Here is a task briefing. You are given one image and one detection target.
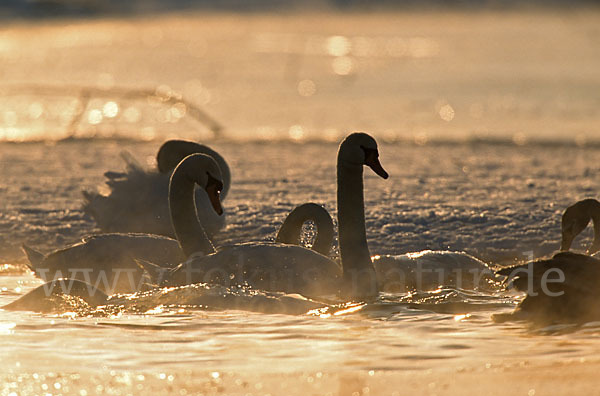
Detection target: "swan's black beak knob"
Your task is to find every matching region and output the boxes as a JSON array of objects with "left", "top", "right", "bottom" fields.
[{"left": 364, "top": 149, "right": 389, "bottom": 179}]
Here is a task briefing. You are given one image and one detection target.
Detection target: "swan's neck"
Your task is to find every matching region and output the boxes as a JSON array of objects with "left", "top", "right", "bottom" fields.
[
  {"left": 337, "top": 162, "right": 378, "bottom": 298},
  {"left": 312, "top": 221, "right": 334, "bottom": 257},
  {"left": 588, "top": 200, "right": 600, "bottom": 253},
  {"left": 169, "top": 171, "right": 215, "bottom": 257},
  {"left": 275, "top": 204, "right": 334, "bottom": 256}
]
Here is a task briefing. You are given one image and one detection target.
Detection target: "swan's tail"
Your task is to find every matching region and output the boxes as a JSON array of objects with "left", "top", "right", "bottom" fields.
[{"left": 21, "top": 244, "right": 44, "bottom": 269}]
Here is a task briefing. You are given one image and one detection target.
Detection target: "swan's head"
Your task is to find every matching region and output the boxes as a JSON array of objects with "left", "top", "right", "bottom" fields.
[
  {"left": 339, "top": 132, "right": 389, "bottom": 179},
  {"left": 157, "top": 140, "right": 208, "bottom": 173},
  {"left": 177, "top": 153, "right": 224, "bottom": 216},
  {"left": 560, "top": 203, "right": 591, "bottom": 252}
]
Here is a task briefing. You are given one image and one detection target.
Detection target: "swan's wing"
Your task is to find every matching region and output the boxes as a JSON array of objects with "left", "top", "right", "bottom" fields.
[
  {"left": 498, "top": 252, "right": 600, "bottom": 293},
  {"left": 78, "top": 233, "right": 184, "bottom": 267},
  {"left": 169, "top": 244, "right": 341, "bottom": 297},
  {"left": 82, "top": 170, "right": 175, "bottom": 235},
  {"left": 498, "top": 252, "right": 600, "bottom": 323},
  {"left": 83, "top": 166, "right": 225, "bottom": 237},
  {"left": 373, "top": 250, "right": 499, "bottom": 292},
  {"left": 28, "top": 234, "right": 184, "bottom": 294}
]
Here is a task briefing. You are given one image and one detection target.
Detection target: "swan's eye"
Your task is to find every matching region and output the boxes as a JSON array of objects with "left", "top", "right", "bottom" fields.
[
  {"left": 360, "top": 145, "right": 389, "bottom": 179},
  {"left": 206, "top": 172, "right": 224, "bottom": 193},
  {"left": 360, "top": 146, "right": 378, "bottom": 162}
]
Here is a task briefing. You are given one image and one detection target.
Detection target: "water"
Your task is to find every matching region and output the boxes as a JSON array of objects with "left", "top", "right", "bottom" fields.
[{"left": 1, "top": 9, "right": 600, "bottom": 395}]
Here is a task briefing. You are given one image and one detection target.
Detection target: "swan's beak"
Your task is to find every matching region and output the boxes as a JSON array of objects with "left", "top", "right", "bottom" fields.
[
  {"left": 560, "top": 225, "right": 574, "bottom": 251},
  {"left": 205, "top": 184, "right": 224, "bottom": 216},
  {"left": 365, "top": 151, "right": 389, "bottom": 179}
]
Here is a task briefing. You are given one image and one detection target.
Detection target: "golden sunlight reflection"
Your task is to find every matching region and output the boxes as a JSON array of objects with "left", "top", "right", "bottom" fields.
[
  {"left": 289, "top": 124, "right": 305, "bottom": 140},
  {"left": 439, "top": 104, "right": 455, "bottom": 122},
  {"left": 333, "top": 303, "right": 365, "bottom": 316},
  {"left": 87, "top": 109, "right": 103, "bottom": 125},
  {"left": 252, "top": 33, "right": 440, "bottom": 60},
  {"left": 454, "top": 314, "right": 472, "bottom": 322},
  {"left": 297, "top": 79, "right": 316, "bottom": 97},
  {"left": 332, "top": 56, "right": 353, "bottom": 76},
  {"left": 0, "top": 322, "right": 16, "bottom": 335},
  {"left": 102, "top": 101, "right": 119, "bottom": 118},
  {"left": 27, "top": 102, "right": 44, "bottom": 119},
  {"left": 326, "top": 35, "right": 351, "bottom": 57},
  {"left": 308, "top": 303, "right": 366, "bottom": 318},
  {"left": 144, "top": 305, "right": 165, "bottom": 315}
]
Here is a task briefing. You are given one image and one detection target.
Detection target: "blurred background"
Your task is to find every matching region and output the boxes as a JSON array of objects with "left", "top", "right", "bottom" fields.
[{"left": 0, "top": 0, "right": 598, "bottom": 143}]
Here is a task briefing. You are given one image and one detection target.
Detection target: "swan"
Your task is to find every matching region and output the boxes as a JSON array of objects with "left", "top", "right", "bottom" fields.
[
  {"left": 23, "top": 153, "right": 225, "bottom": 294},
  {"left": 1, "top": 279, "right": 329, "bottom": 315},
  {"left": 560, "top": 198, "right": 600, "bottom": 255},
  {"left": 273, "top": 203, "right": 497, "bottom": 292},
  {"left": 275, "top": 202, "right": 334, "bottom": 256},
  {"left": 82, "top": 139, "right": 231, "bottom": 238},
  {"left": 494, "top": 251, "right": 600, "bottom": 323},
  {"left": 144, "top": 132, "right": 389, "bottom": 300}
]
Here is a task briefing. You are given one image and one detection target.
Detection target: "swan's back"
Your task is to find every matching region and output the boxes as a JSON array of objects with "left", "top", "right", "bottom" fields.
[
  {"left": 167, "top": 243, "right": 342, "bottom": 298},
  {"left": 373, "top": 250, "right": 499, "bottom": 292},
  {"left": 27, "top": 233, "right": 184, "bottom": 294},
  {"left": 496, "top": 252, "right": 600, "bottom": 323},
  {"left": 498, "top": 252, "right": 600, "bottom": 294}
]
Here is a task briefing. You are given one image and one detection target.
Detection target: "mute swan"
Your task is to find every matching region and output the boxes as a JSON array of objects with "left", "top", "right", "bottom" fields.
[
  {"left": 82, "top": 140, "right": 230, "bottom": 238},
  {"left": 560, "top": 199, "right": 600, "bottom": 255},
  {"left": 23, "top": 154, "right": 224, "bottom": 294},
  {"left": 273, "top": 203, "right": 497, "bottom": 291},
  {"left": 495, "top": 252, "right": 600, "bottom": 323},
  {"left": 2, "top": 279, "right": 327, "bottom": 315},
  {"left": 144, "top": 132, "right": 388, "bottom": 299},
  {"left": 275, "top": 203, "right": 334, "bottom": 256}
]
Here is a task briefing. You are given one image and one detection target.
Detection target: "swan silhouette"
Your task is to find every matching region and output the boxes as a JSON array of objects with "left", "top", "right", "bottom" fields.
[
  {"left": 560, "top": 198, "right": 600, "bottom": 255},
  {"left": 82, "top": 140, "right": 230, "bottom": 238},
  {"left": 23, "top": 154, "right": 225, "bottom": 294},
  {"left": 144, "top": 132, "right": 388, "bottom": 300},
  {"left": 495, "top": 251, "right": 600, "bottom": 323}
]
